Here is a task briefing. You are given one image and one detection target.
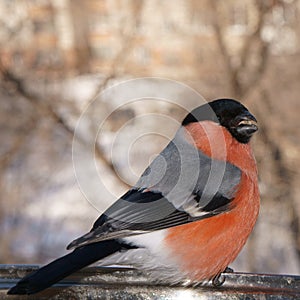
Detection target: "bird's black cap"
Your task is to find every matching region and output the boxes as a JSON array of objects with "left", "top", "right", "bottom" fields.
[{"left": 182, "top": 98, "right": 258, "bottom": 144}]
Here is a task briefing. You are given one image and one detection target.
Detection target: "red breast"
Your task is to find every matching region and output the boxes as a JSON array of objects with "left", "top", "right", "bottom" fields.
[{"left": 165, "top": 121, "right": 260, "bottom": 281}]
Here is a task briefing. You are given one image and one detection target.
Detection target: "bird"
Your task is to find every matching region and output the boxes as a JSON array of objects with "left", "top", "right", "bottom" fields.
[{"left": 8, "top": 98, "right": 260, "bottom": 295}]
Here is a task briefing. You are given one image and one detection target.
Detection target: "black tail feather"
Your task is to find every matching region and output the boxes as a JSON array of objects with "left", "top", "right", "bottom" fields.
[{"left": 7, "top": 240, "right": 125, "bottom": 295}]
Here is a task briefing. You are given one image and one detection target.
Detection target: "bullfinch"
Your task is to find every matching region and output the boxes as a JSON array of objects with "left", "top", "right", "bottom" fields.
[{"left": 8, "top": 98, "right": 259, "bottom": 295}]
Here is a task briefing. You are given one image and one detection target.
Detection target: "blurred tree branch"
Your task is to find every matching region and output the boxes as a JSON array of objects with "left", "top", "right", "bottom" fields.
[
  {"left": 90, "top": 0, "right": 144, "bottom": 98},
  {"left": 210, "top": 0, "right": 273, "bottom": 98},
  {"left": 0, "top": 62, "right": 129, "bottom": 188},
  {"left": 0, "top": 0, "right": 299, "bottom": 271},
  {"left": 69, "top": 0, "right": 92, "bottom": 73}
]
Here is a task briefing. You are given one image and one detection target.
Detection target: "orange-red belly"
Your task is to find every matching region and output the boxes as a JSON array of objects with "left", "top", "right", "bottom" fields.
[{"left": 164, "top": 173, "right": 259, "bottom": 281}]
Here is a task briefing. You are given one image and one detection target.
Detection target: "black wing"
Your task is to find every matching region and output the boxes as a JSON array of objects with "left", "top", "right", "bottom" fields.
[
  {"left": 67, "top": 129, "right": 242, "bottom": 250},
  {"left": 67, "top": 188, "right": 236, "bottom": 250}
]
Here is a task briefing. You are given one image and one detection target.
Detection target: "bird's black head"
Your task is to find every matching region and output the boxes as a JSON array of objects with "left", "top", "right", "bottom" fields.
[{"left": 182, "top": 98, "right": 258, "bottom": 144}]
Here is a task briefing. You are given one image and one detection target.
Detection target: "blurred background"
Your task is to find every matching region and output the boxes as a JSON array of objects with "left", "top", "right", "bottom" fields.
[{"left": 0, "top": 0, "right": 299, "bottom": 275}]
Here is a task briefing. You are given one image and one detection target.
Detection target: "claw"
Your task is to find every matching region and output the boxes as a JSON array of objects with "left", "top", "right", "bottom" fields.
[
  {"left": 212, "top": 267, "right": 234, "bottom": 287},
  {"left": 224, "top": 267, "right": 234, "bottom": 273},
  {"left": 212, "top": 272, "right": 225, "bottom": 287}
]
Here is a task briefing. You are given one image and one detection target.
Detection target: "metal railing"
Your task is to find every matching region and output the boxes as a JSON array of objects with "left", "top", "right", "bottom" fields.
[{"left": 1, "top": 264, "right": 299, "bottom": 299}]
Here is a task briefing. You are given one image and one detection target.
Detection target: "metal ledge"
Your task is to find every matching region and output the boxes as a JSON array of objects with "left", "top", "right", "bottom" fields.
[{"left": 1, "top": 265, "right": 299, "bottom": 299}]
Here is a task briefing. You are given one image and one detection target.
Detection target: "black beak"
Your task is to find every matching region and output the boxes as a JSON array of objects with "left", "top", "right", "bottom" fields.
[{"left": 233, "top": 113, "right": 258, "bottom": 136}]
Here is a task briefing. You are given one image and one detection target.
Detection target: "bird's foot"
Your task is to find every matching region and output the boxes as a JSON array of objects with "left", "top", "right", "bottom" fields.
[
  {"left": 224, "top": 267, "right": 234, "bottom": 273},
  {"left": 212, "top": 267, "right": 234, "bottom": 287}
]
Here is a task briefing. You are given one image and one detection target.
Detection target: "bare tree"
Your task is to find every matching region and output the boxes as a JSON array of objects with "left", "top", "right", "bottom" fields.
[
  {"left": 0, "top": 0, "right": 299, "bottom": 274},
  {"left": 0, "top": 0, "right": 144, "bottom": 262}
]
